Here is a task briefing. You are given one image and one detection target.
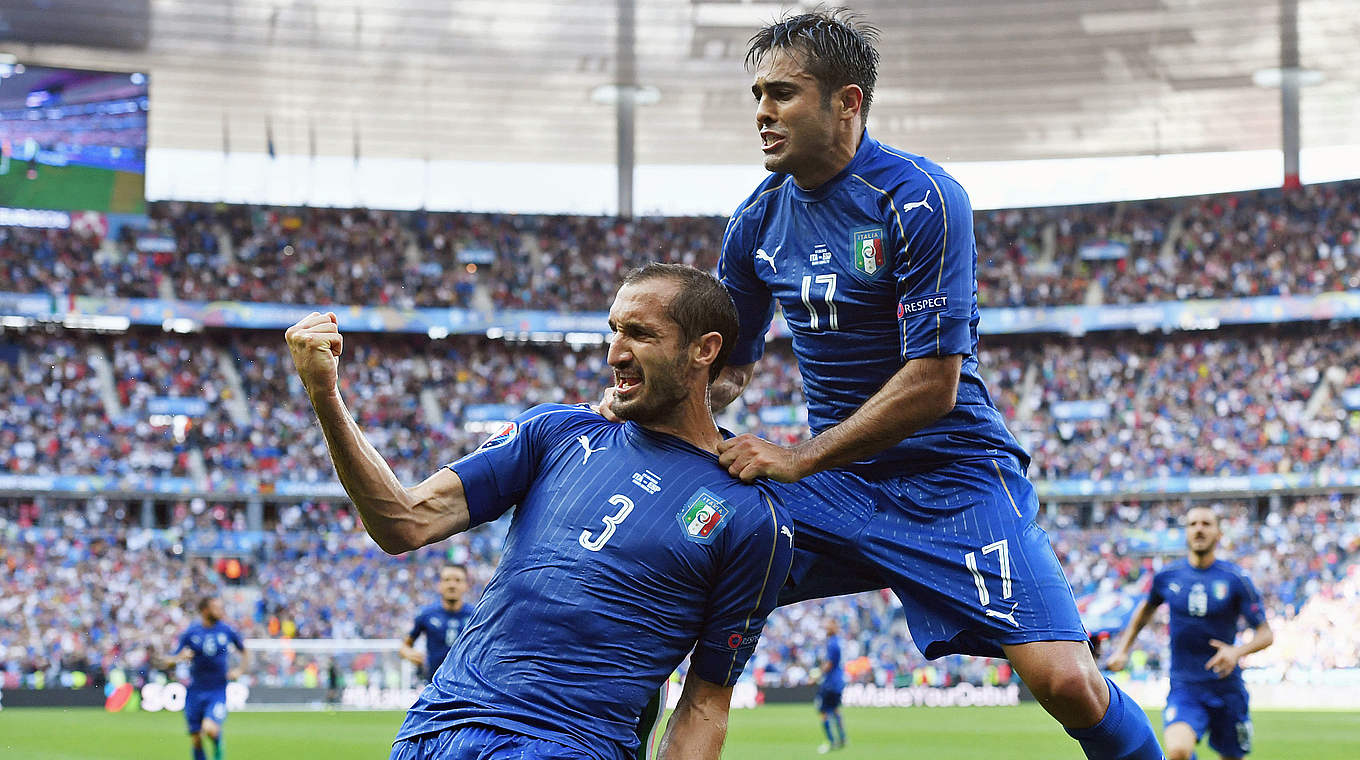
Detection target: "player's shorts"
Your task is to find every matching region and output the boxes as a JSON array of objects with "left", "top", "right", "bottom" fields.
[
  {"left": 184, "top": 687, "right": 228, "bottom": 733},
  {"left": 390, "top": 725, "right": 594, "bottom": 760},
  {"left": 816, "top": 685, "right": 843, "bottom": 713},
  {"left": 1164, "top": 678, "right": 1253, "bottom": 757},
  {"left": 778, "top": 455, "right": 1088, "bottom": 659}
]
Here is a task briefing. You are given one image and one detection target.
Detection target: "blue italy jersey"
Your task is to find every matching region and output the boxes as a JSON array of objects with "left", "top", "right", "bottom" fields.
[
  {"left": 173, "top": 622, "right": 244, "bottom": 691},
  {"left": 719, "top": 132, "right": 1027, "bottom": 478},
  {"left": 822, "top": 635, "right": 844, "bottom": 692},
  {"left": 1147, "top": 559, "right": 1266, "bottom": 684},
  {"left": 396, "top": 404, "right": 795, "bottom": 760},
  {"left": 409, "top": 603, "right": 473, "bottom": 680}
]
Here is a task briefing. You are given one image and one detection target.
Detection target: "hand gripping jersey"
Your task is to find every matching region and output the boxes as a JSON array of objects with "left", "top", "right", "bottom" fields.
[{"left": 395, "top": 404, "right": 794, "bottom": 760}]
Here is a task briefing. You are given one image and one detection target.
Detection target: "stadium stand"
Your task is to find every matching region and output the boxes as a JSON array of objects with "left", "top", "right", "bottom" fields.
[{"left": 2, "top": 180, "right": 1359, "bottom": 695}]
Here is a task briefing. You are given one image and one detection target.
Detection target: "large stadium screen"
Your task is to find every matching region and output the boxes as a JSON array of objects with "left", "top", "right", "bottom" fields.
[{"left": 0, "top": 63, "right": 148, "bottom": 214}]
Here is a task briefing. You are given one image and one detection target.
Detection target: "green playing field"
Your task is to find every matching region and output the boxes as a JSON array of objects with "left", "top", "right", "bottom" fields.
[
  {"left": 0, "top": 161, "right": 144, "bottom": 213},
  {"left": 2, "top": 704, "right": 1357, "bottom": 759}
]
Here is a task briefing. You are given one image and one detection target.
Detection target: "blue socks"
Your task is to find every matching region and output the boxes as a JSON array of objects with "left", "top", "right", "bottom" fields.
[
  {"left": 193, "top": 745, "right": 207, "bottom": 760},
  {"left": 1065, "top": 678, "right": 1164, "bottom": 760},
  {"left": 833, "top": 713, "right": 846, "bottom": 746},
  {"left": 822, "top": 717, "right": 834, "bottom": 744}
]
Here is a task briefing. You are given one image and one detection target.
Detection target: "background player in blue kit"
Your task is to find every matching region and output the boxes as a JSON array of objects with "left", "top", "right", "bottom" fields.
[
  {"left": 816, "top": 619, "right": 847, "bottom": 754},
  {"left": 286, "top": 263, "right": 795, "bottom": 760},
  {"left": 1106, "top": 507, "right": 1274, "bottom": 760},
  {"left": 701, "top": 10, "right": 1164, "bottom": 760},
  {"left": 400, "top": 563, "right": 473, "bottom": 682},
  {"left": 164, "top": 596, "right": 248, "bottom": 760}
]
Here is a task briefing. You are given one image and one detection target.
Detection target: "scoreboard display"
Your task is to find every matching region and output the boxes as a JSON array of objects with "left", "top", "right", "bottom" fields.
[{"left": 0, "top": 63, "right": 148, "bottom": 214}]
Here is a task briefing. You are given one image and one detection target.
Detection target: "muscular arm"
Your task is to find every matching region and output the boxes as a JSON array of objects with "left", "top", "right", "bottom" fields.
[
  {"left": 719, "top": 354, "right": 960, "bottom": 482},
  {"left": 1106, "top": 598, "right": 1158, "bottom": 670},
  {"left": 657, "top": 674, "right": 733, "bottom": 760},
  {"left": 709, "top": 363, "right": 756, "bottom": 412},
  {"left": 1238, "top": 621, "right": 1274, "bottom": 657},
  {"left": 287, "top": 312, "right": 469, "bottom": 554}
]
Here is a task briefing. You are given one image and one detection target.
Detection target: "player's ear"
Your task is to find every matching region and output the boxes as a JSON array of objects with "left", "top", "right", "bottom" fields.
[
  {"left": 837, "top": 84, "right": 863, "bottom": 121},
  {"left": 692, "top": 331, "right": 724, "bottom": 375}
]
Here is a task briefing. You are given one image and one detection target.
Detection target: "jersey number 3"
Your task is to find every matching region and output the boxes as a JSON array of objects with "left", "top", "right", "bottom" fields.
[{"left": 579, "top": 494, "right": 634, "bottom": 552}]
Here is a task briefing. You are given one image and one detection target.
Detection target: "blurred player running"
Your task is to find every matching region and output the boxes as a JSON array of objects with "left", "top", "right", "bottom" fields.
[
  {"left": 704, "top": 10, "right": 1164, "bottom": 760},
  {"left": 287, "top": 264, "right": 794, "bottom": 760},
  {"left": 400, "top": 563, "right": 473, "bottom": 682},
  {"left": 816, "top": 619, "right": 847, "bottom": 753},
  {"left": 1106, "top": 507, "right": 1274, "bottom": 760},
  {"left": 164, "top": 597, "right": 248, "bottom": 760}
]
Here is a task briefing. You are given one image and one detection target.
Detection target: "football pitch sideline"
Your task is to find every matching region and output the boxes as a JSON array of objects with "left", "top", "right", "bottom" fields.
[{"left": 2, "top": 704, "right": 1357, "bottom": 759}]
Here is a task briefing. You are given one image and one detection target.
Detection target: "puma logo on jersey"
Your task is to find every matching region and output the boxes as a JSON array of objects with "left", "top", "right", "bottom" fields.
[
  {"left": 780, "top": 524, "right": 794, "bottom": 547},
  {"left": 755, "top": 245, "right": 780, "bottom": 273},
  {"left": 577, "top": 435, "right": 607, "bottom": 465},
  {"left": 902, "top": 189, "right": 934, "bottom": 214},
  {"left": 985, "top": 602, "right": 1020, "bottom": 628}
]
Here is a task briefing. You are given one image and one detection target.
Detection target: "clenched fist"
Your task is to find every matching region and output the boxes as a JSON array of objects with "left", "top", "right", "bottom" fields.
[{"left": 285, "top": 311, "right": 344, "bottom": 399}]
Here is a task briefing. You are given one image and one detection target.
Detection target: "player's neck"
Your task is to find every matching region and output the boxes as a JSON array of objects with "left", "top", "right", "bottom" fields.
[
  {"left": 640, "top": 393, "right": 724, "bottom": 454},
  {"left": 1188, "top": 550, "right": 1215, "bottom": 569},
  {"left": 792, "top": 127, "right": 863, "bottom": 191},
  {"left": 441, "top": 599, "right": 463, "bottom": 613}
]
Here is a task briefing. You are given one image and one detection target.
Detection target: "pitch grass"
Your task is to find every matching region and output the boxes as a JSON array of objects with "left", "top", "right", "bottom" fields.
[{"left": 1, "top": 704, "right": 1357, "bottom": 759}]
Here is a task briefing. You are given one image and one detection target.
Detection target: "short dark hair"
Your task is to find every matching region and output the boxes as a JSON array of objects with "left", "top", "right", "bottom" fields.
[
  {"left": 620, "top": 263, "right": 739, "bottom": 383},
  {"left": 746, "top": 7, "right": 880, "bottom": 121},
  {"left": 197, "top": 596, "right": 216, "bottom": 612},
  {"left": 440, "top": 562, "right": 468, "bottom": 577}
]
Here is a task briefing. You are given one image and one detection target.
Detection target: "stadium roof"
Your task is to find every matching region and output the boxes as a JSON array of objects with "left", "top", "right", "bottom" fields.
[{"left": 13, "top": 0, "right": 1358, "bottom": 167}]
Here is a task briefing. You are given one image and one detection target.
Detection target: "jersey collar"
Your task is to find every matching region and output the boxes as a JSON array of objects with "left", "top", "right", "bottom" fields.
[{"left": 788, "top": 131, "right": 880, "bottom": 203}]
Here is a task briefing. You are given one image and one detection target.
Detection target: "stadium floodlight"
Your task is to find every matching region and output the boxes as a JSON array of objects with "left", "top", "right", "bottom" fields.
[
  {"left": 589, "top": 84, "right": 661, "bottom": 107},
  {"left": 1251, "top": 68, "right": 1326, "bottom": 88}
]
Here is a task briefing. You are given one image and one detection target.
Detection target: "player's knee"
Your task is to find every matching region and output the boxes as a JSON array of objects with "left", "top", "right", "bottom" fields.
[
  {"left": 1030, "top": 663, "right": 1103, "bottom": 708},
  {"left": 1165, "top": 746, "right": 1194, "bottom": 760},
  {"left": 201, "top": 721, "right": 220, "bottom": 740}
]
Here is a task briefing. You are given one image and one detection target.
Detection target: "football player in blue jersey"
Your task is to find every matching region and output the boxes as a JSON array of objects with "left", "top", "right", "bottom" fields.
[
  {"left": 697, "top": 10, "right": 1163, "bottom": 759},
  {"left": 816, "top": 619, "right": 847, "bottom": 753},
  {"left": 163, "top": 596, "right": 248, "bottom": 760},
  {"left": 1106, "top": 506, "right": 1273, "bottom": 760},
  {"left": 286, "top": 263, "right": 795, "bottom": 760},
  {"left": 400, "top": 563, "right": 473, "bottom": 682}
]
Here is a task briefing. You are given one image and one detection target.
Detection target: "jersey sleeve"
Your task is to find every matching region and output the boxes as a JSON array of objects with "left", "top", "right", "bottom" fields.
[
  {"left": 717, "top": 210, "right": 776, "bottom": 367},
  {"left": 891, "top": 174, "right": 976, "bottom": 361},
  {"left": 407, "top": 612, "right": 426, "bottom": 642},
  {"left": 1235, "top": 572, "right": 1266, "bottom": 628},
  {"left": 1146, "top": 570, "right": 1167, "bottom": 607},
  {"left": 446, "top": 403, "right": 589, "bottom": 528},
  {"left": 689, "top": 490, "right": 794, "bottom": 687},
  {"left": 172, "top": 630, "right": 190, "bottom": 655},
  {"left": 229, "top": 628, "right": 245, "bottom": 651}
]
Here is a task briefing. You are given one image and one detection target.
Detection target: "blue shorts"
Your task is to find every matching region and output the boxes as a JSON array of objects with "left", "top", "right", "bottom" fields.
[
  {"left": 817, "top": 686, "right": 843, "bottom": 713},
  {"left": 185, "top": 687, "right": 228, "bottom": 733},
  {"left": 778, "top": 457, "right": 1088, "bottom": 659},
  {"left": 1164, "top": 679, "right": 1253, "bottom": 757},
  {"left": 391, "top": 725, "right": 594, "bottom": 760}
]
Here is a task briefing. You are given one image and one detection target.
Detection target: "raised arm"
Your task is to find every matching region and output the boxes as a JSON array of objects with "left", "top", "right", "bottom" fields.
[
  {"left": 286, "top": 312, "right": 469, "bottom": 554},
  {"left": 1105, "top": 597, "right": 1158, "bottom": 672},
  {"left": 656, "top": 674, "right": 733, "bottom": 760}
]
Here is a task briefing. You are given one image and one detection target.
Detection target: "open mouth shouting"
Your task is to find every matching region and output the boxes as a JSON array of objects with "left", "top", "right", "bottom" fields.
[
  {"left": 614, "top": 368, "right": 643, "bottom": 399},
  {"left": 760, "top": 128, "right": 787, "bottom": 154}
]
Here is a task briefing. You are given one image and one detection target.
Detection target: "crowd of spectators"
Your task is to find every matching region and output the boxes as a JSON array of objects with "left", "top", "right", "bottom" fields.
[
  {"left": 2, "top": 321, "right": 1356, "bottom": 487},
  {"left": 0, "top": 180, "right": 1355, "bottom": 311},
  {"left": 3, "top": 492, "right": 1356, "bottom": 693}
]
